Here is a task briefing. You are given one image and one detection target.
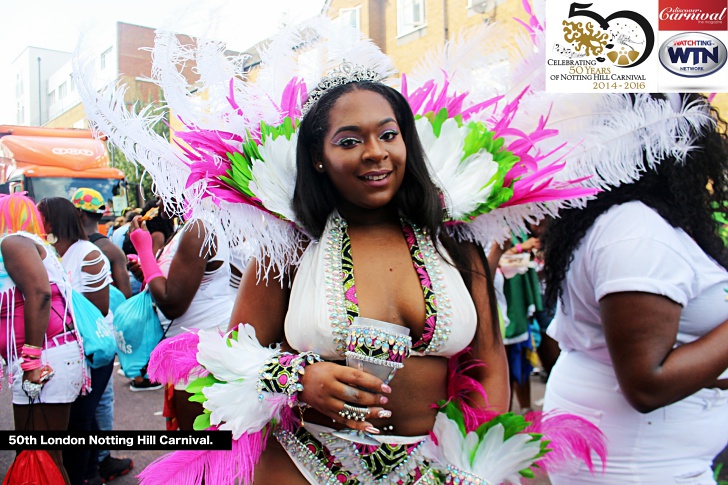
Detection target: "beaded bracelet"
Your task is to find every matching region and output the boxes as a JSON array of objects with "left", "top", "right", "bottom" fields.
[{"left": 257, "top": 351, "right": 323, "bottom": 406}]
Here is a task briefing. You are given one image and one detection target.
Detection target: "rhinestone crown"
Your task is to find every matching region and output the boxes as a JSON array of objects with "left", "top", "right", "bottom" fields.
[{"left": 301, "top": 61, "right": 383, "bottom": 116}]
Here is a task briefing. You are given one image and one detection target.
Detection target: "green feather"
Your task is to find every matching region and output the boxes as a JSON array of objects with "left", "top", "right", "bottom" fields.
[{"left": 193, "top": 412, "right": 212, "bottom": 431}]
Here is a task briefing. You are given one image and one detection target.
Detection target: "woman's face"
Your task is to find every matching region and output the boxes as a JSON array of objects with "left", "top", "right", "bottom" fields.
[{"left": 317, "top": 89, "right": 406, "bottom": 212}]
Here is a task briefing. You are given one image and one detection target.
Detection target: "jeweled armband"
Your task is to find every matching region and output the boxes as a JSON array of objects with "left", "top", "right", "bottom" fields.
[{"left": 257, "top": 351, "right": 322, "bottom": 406}]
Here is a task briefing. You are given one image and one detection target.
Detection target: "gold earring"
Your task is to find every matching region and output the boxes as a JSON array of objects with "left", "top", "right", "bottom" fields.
[{"left": 46, "top": 233, "right": 58, "bottom": 244}]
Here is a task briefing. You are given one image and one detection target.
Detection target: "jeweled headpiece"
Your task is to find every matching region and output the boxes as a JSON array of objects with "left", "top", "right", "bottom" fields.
[{"left": 301, "top": 61, "right": 383, "bottom": 116}]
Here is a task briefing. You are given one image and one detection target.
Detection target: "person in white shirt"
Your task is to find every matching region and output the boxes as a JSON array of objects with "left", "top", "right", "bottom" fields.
[
  {"left": 37, "top": 197, "right": 114, "bottom": 485},
  {"left": 542, "top": 93, "right": 728, "bottom": 484}
]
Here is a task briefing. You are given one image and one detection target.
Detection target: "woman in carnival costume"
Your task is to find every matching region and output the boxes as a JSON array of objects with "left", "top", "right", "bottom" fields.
[
  {"left": 0, "top": 193, "right": 88, "bottom": 483},
  {"left": 541, "top": 92, "right": 728, "bottom": 484},
  {"left": 75, "top": 11, "right": 606, "bottom": 485}
]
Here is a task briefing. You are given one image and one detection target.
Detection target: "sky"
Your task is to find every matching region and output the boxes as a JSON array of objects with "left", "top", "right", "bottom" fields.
[{"left": 0, "top": 0, "right": 326, "bottom": 124}]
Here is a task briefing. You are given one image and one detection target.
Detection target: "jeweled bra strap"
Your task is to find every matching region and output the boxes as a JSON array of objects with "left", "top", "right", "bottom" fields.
[{"left": 338, "top": 220, "right": 438, "bottom": 352}]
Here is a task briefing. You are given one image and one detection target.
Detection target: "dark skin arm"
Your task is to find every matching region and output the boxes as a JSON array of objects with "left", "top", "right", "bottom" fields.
[
  {"left": 461, "top": 242, "right": 511, "bottom": 413},
  {"left": 81, "top": 249, "right": 110, "bottom": 316},
  {"left": 151, "top": 231, "right": 166, "bottom": 256},
  {"left": 602, "top": 291, "right": 728, "bottom": 413},
  {"left": 487, "top": 240, "right": 509, "bottom": 277},
  {"left": 95, "top": 238, "right": 132, "bottom": 298},
  {"left": 505, "top": 237, "right": 540, "bottom": 255},
  {"left": 131, "top": 218, "right": 214, "bottom": 319},
  {"left": 229, "top": 257, "right": 389, "bottom": 432},
  {"left": 2, "top": 235, "right": 52, "bottom": 384}
]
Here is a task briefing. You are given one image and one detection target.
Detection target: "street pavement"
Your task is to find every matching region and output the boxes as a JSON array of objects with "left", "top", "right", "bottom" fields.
[{"left": 1, "top": 363, "right": 726, "bottom": 484}]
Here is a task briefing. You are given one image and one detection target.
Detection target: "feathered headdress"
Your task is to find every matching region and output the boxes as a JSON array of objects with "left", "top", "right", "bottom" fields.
[
  {"left": 75, "top": 2, "right": 717, "bottom": 278},
  {"left": 74, "top": 13, "right": 606, "bottom": 278}
]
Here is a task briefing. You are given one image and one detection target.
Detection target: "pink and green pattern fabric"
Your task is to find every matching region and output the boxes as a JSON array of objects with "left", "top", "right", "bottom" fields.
[{"left": 340, "top": 221, "right": 438, "bottom": 353}]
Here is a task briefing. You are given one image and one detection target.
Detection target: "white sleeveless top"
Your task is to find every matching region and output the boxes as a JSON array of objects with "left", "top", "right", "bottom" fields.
[
  {"left": 0, "top": 232, "right": 71, "bottom": 297},
  {"left": 285, "top": 215, "right": 477, "bottom": 360},
  {"left": 61, "top": 240, "right": 112, "bottom": 295},
  {"left": 156, "top": 221, "right": 235, "bottom": 337}
]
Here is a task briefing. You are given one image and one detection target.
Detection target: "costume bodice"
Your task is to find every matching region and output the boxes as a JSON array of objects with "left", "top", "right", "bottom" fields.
[{"left": 285, "top": 214, "right": 477, "bottom": 360}]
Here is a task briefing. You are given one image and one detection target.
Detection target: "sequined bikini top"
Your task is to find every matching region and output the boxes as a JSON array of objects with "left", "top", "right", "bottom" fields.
[{"left": 285, "top": 214, "right": 477, "bottom": 360}]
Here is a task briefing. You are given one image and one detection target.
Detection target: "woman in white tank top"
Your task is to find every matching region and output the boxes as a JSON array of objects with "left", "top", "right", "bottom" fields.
[{"left": 128, "top": 214, "right": 234, "bottom": 430}]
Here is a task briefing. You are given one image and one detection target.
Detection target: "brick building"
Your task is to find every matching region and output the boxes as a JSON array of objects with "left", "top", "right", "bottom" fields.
[
  {"left": 321, "top": 0, "right": 727, "bottom": 117},
  {"left": 12, "top": 22, "right": 201, "bottom": 129},
  {"left": 323, "top": 0, "right": 521, "bottom": 76}
]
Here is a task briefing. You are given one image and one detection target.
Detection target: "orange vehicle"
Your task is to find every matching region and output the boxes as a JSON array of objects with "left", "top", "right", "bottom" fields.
[{"left": 0, "top": 125, "right": 132, "bottom": 222}]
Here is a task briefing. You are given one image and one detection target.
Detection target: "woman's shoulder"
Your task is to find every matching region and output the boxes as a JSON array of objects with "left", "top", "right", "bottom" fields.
[
  {"left": 0, "top": 232, "right": 45, "bottom": 254},
  {"left": 70, "top": 239, "right": 103, "bottom": 257},
  {"left": 590, "top": 201, "right": 680, "bottom": 248}
]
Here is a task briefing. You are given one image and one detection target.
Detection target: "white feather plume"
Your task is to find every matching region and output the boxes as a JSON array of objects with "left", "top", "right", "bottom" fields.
[
  {"left": 197, "top": 324, "right": 283, "bottom": 439},
  {"left": 73, "top": 52, "right": 189, "bottom": 208},
  {"left": 416, "top": 117, "right": 500, "bottom": 220},
  {"left": 421, "top": 413, "right": 544, "bottom": 485},
  {"left": 256, "top": 17, "right": 396, "bottom": 105},
  {"left": 407, "top": 23, "right": 510, "bottom": 104},
  {"left": 513, "top": 93, "right": 715, "bottom": 190},
  {"left": 449, "top": 203, "right": 559, "bottom": 247},
  {"left": 149, "top": 32, "right": 200, "bottom": 128},
  {"left": 249, "top": 133, "right": 298, "bottom": 224},
  {"left": 509, "top": 29, "right": 546, "bottom": 99}
]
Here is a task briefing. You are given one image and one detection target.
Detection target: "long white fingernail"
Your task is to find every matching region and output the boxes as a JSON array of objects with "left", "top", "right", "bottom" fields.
[
  {"left": 378, "top": 410, "right": 392, "bottom": 418},
  {"left": 365, "top": 426, "right": 380, "bottom": 434}
]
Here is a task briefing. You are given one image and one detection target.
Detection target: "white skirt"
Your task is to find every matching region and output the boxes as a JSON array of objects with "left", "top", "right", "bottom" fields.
[{"left": 545, "top": 350, "right": 728, "bottom": 485}]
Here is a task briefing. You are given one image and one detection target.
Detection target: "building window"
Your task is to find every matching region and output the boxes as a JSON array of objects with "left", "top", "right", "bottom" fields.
[
  {"left": 100, "top": 48, "right": 112, "bottom": 70},
  {"left": 59, "top": 82, "right": 67, "bottom": 99},
  {"left": 339, "top": 6, "right": 361, "bottom": 31},
  {"left": 48, "top": 90, "right": 56, "bottom": 106},
  {"left": 397, "top": 0, "right": 426, "bottom": 37}
]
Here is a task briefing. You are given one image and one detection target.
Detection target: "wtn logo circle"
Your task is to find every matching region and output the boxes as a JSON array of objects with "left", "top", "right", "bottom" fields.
[{"left": 659, "top": 32, "right": 727, "bottom": 77}]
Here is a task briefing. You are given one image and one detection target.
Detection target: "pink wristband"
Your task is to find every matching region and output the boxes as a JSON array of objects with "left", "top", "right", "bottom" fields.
[
  {"left": 130, "top": 229, "right": 165, "bottom": 284},
  {"left": 515, "top": 243, "right": 523, "bottom": 254},
  {"left": 21, "top": 345, "right": 42, "bottom": 358},
  {"left": 20, "top": 358, "right": 42, "bottom": 371}
]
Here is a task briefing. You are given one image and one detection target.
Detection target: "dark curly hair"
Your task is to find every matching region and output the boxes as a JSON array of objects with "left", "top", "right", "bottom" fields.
[{"left": 543, "top": 93, "right": 728, "bottom": 308}]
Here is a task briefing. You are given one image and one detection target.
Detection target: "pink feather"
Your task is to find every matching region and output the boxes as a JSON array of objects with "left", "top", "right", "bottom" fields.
[
  {"left": 277, "top": 401, "right": 300, "bottom": 433},
  {"left": 147, "top": 331, "right": 206, "bottom": 385},
  {"left": 138, "top": 430, "right": 269, "bottom": 485},
  {"left": 446, "top": 349, "right": 500, "bottom": 431},
  {"left": 524, "top": 410, "right": 607, "bottom": 475},
  {"left": 514, "top": 0, "right": 544, "bottom": 42}
]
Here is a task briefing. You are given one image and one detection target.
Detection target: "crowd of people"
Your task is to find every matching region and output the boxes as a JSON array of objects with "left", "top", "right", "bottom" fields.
[
  {"left": 3, "top": 9, "right": 728, "bottom": 485},
  {"left": 2, "top": 102, "right": 728, "bottom": 485}
]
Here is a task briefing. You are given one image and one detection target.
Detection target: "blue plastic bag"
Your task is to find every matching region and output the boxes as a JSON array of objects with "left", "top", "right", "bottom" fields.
[
  {"left": 109, "top": 285, "right": 127, "bottom": 315},
  {"left": 112, "top": 289, "right": 163, "bottom": 378},
  {"left": 71, "top": 290, "right": 117, "bottom": 368}
]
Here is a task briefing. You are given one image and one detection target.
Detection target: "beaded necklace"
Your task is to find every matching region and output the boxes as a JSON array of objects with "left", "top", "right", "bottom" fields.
[{"left": 323, "top": 215, "right": 453, "bottom": 357}]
